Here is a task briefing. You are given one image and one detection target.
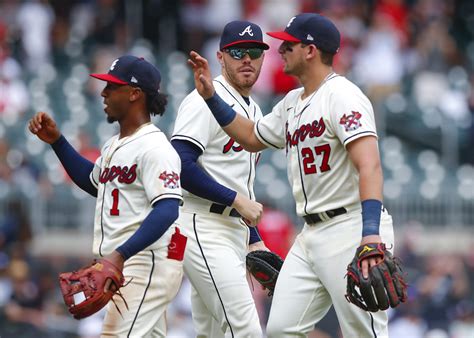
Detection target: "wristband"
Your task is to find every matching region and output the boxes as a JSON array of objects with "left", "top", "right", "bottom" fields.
[
  {"left": 361, "top": 199, "right": 382, "bottom": 236},
  {"left": 205, "top": 93, "right": 237, "bottom": 127}
]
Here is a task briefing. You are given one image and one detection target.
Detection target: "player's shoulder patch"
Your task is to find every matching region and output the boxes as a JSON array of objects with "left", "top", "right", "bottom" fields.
[
  {"left": 159, "top": 171, "right": 180, "bottom": 189},
  {"left": 339, "top": 111, "right": 362, "bottom": 132}
]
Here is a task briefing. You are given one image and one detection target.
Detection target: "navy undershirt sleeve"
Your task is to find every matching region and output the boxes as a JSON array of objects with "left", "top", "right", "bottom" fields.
[
  {"left": 116, "top": 198, "right": 180, "bottom": 260},
  {"left": 51, "top": 135, "right": 97, "bottom": 197},
  {"left": 171, "top": 139, "right": 236, "bottom": 206},
  {"left": 249, "top": 226, "right": 262, "bottom": 244},
  {"left": 172, "top": 140, "right": 262, "bottom": 244}
]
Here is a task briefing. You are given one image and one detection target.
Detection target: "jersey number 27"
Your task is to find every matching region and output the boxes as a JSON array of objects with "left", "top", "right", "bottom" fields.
[{"left": 301, "top": 144, "right": 331, "bottom": 175}]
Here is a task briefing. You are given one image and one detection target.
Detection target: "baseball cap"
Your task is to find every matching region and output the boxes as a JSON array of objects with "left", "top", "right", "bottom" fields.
[
  {"left": 90, "top": 55, "right": 161, "bottom": 94},
  {"left": 267, "top": 13, "right": 340, "bottom": 54},
  {"left": 220, "top": 20, "right": 269, "bottom": 50}
]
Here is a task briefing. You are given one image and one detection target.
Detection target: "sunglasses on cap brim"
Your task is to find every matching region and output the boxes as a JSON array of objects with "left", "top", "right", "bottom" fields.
[{"left": 224, "top": 48, "right": 265, "bottom": 60}]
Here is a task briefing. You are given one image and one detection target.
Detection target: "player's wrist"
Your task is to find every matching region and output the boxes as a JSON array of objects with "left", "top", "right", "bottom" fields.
[
  {"left": 361, "top": 199, "right": 382, "bottom": 237},
  {"left": 231, "top": 192, "right": 242, "bottom": 209},
  {"left": 204, "top": 93, "right": 237, "bottom": 127},
  {"left": 50, "top": 134, "right": 65, "bottom": 146}
]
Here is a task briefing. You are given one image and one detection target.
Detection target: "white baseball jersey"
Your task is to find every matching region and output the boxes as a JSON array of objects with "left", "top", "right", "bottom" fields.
[
  {"left": 90, "top": 123, "right": 183, "bottom": 256},
  {"left": 171, "top": 75, "right": 262, "bottom": 207},
  {"left": 255, "top": 73, "right": 377, "bottom": 216},
  {"left": 171, "top": 75, "right": 264, "bottom": 336}
]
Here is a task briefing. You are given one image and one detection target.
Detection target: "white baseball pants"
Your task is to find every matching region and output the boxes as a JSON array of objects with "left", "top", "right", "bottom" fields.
[{"left": 267, "top": 208, "right": 395, "bottom": 337}]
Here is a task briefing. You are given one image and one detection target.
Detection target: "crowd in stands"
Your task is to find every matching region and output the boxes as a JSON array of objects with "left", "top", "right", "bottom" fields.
[{"left": 1, "top": 0, "right": 473, "bottom": 337}]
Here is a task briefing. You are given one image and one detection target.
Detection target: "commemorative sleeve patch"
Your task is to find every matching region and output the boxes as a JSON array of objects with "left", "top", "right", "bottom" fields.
[
  {"left": 159, "top": 171, "right": 180, "bottom": 189},
  {"left": 339, "top": 111, "right": 362, "bottom": 132}
]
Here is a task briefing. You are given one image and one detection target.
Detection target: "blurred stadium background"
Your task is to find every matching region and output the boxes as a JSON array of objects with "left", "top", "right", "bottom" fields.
[{"left": 0, "top": 0, "right": 473, "bottom": 337}]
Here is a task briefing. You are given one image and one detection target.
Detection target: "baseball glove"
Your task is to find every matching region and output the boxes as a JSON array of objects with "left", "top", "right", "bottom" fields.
[
  {"left": 345, "top": 243, "right": 407, "bottom": 312},
  {"left": 246, "top": 250, "right": 283, "bottom": 296},
  {"left": 59, "top": 259, "right": 125, "bottom": 319}
]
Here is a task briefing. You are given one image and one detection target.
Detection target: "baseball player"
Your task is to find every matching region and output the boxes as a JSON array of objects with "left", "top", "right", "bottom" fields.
[
  {"left": 189, "top": 13, "right": 396, "bottom": 337},
  {"left": 28, "top": 55, "right": 186, "bottom": 337},
  {"left": 170, "top": 21, "right": 269, "bottom": 337}
]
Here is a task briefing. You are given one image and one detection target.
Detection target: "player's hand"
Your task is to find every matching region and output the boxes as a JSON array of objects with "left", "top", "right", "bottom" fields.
[
  {"left": 232, "top": 192, "right": 263, "bottom": 227},
  {"left": 103, "top": 250, "right": 125, "bottom": 292},
  {"left": 359, "top": 234, "right": 383, "bottom": 279},
  {"left": 28, "top": 112, "right": 61, "bottom": 144},
  {"left": 249, "top": 241, "right": 269, "bottom": 253},
  {"left": 188, "top": 51, "right": 215, "bottom": 99}
]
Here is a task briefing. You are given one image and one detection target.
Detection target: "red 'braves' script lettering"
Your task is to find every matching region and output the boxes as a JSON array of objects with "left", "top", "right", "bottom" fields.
[
  {"left": 223, "top": 138, "right": 244, "bottom": 154},
  {"left": 286, "top": 117, "right": 326, "bottom": 149},
  {"left": 99, "top": 164, "right": 137, "bottom": 184}
]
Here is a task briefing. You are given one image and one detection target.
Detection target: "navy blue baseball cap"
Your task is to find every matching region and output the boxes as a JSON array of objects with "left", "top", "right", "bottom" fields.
[
  {"left": 90, "top": 55, "right": 161, "bottom": 94},
  {"left": 267, "top": 13, "right": 340, "bottom": 54},
  {"left": 219, "top": 20, "right": 269, "bottom": 50}
]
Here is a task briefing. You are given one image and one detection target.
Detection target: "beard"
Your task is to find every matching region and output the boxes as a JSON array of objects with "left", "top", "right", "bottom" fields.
[
  {"left": 107, "top": 116, "right": 117, "bottom": 123},
  {"left": 223, "top": 60, "right": 261, "bottom": 90}
]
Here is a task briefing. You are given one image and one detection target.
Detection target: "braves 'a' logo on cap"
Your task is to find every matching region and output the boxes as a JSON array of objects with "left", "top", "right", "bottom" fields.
[
  {"left": 239, "top": 25, "right": 254, "bottom": 36},
  {"left": 287, "top": 16, "right": 296, "bottom": 27},
  {"left": 339, "top": 111, "right": 362, "bottom": 132},
  {"left": 110, "top": 59, "right": 119, "bottom": 71},
  {"left": 159, "top": 171, "right": 180, "bottom": 189}
]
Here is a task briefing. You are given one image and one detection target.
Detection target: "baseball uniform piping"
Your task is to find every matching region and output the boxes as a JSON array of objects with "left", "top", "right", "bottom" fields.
[
  {"left": 214, "top": 80, "right": 250, "bottom": 119},
  {"left": 246, "top": 105, "right": 257, "bottom": 199},
  {"left": 369, "top": 312, "right": 377, "bottom": 337},
  {"left": 90, "top": 172, "right": 98, "bottom": 188},
  {"left": 343, "top": 131, "right": 377, "bottom": 147},
  {"left": 193, "top": 213, "right": 235, "bottom": 337},
  {"left": 127, "top": 250, "right": 156, "bottom": 337},
  {"left": 150, "top": 193, "right": 183, "bottom": 206},
  {"left": 115, "top": 130, "right": 163, "bottom": 150},
  {"left": 170, "top": 135, "right": 205, "bottom": 152},
  {"left": 295, "top": 105, "right": 311, "bottom": 215},
  {"left": 98, "top": 180, "right": 107, "bottom": 257},
  {"left": 255, "top": 121, "right": 282, "bottom": 149}
]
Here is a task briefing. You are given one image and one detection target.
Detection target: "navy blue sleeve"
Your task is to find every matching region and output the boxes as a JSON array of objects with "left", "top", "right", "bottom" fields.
[
  {"left": 249, "top": 226, "right": 262, "bottom": 244},
  {"left": 51, "top": 135, "right": 97, "bottom": 197},
  {"left": 116, "top": 198, "right": 179, "bottom": 260},
  {"left": 171, "top": 139, "right": 236, "bottom": 206}
]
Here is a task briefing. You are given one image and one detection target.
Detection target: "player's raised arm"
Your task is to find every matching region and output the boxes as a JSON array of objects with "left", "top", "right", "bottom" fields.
[
  {"left": 28, "top": 112, "right": 97, "bottom": 197},
  {"left": 188, "top": 51, "right": 267, "bottom": 152}
]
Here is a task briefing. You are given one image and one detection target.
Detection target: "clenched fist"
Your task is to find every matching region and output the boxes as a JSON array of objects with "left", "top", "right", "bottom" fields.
[{"left": 28, "top": 112, "right": 61, "bottom": 144}]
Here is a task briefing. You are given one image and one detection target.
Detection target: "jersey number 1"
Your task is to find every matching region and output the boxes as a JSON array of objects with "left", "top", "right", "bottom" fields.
[
  {"left": 110, "top": 188, "right": 120, "bottom": 216},
  {"left": 301, "top": 144, "right": 331, "bottom": 175}
]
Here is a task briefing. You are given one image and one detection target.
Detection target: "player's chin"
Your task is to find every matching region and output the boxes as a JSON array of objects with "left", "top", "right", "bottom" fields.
[
  {"left": 238, "top": 74, "right": 257, "bottom": 86},
  {"left": 283, "top": 65, "right": 294, "bottom": 75}
]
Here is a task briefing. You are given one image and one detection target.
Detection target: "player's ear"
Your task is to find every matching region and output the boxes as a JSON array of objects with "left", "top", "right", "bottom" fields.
[
  {"left": 217, "top": 51, "right": 224, "bottom": 67},
  {"left": 306, "top": 45, "right": 319, "bottom": 60},
  {"left": 129, "top": 87, "right": 143, "bottom": 102}
]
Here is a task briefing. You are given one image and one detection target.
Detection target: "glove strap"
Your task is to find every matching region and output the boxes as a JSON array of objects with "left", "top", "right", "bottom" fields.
[{"left": 356, "top": 243, "right": 386, "bottom": 268}]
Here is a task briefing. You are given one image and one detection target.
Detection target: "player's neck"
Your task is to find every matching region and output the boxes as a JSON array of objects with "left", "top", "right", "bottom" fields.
[
  {"left": 300, "top": 66, "right": 334, "bottom": 100},
  {"left": 118, "top": 114, "right": 151, "bottom": 139}
]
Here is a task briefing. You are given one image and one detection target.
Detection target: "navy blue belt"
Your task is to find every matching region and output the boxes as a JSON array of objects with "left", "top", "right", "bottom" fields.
[
  {"left": 304, "top": 207, "right": 347, "bottom": 225},
  {"left": 210, "top": 203, "right": 241, "bottom": 217}
]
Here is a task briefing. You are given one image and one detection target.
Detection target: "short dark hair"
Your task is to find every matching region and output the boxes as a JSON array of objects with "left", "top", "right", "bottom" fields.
[
  {"left": 146, "top": 92, "right": 168, "bottom": 116},
  {"left": 319, "top": 50, "right": 335, "bottom": 66}
]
